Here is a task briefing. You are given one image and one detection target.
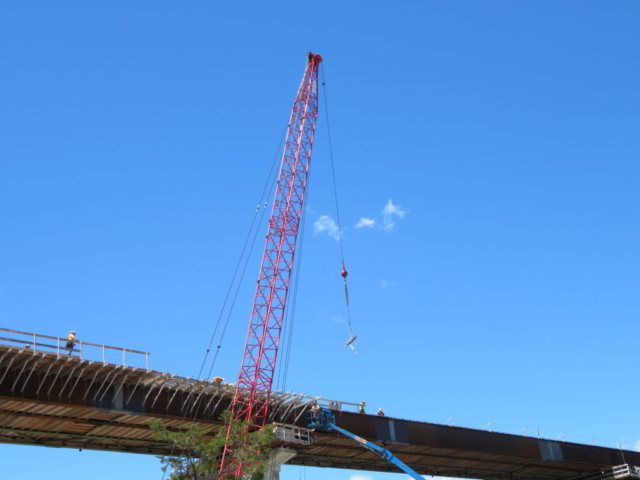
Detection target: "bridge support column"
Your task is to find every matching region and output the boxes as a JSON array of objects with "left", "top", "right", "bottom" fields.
[{"left": 264, "top": 447, "right": 296, "bottom": 480}]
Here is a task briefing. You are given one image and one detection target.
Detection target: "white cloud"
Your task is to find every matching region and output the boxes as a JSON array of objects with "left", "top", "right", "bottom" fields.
[
  {"left": 381, "top": 199, "right": 406, "bottom": 231},
  {"left": 355, "top": 217, "right": 375, "bottom": 228},
  {"left": 314, "top": 215, "right": 341, "bottom": 241},
  {"left": 349, "top": 476, "right": 373, "bottom": 480},
  {"left": 380, "top": 279, "right": 396, "bottom": 288},
  {"left": 332, "top": 316, "right": 343, "bottom": 323}
]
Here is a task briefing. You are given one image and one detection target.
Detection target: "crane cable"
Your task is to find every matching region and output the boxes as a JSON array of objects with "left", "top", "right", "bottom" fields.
[
  {"left": 198, "top": 124, "right": 287, "bottom": 382},
  {"left": 205, "top": 202, "right": 269, "bottom": 381},
  {"left": 158, "top": 125, "right": 288, "bottom": 480},
  {"left": 275, "top": 179, "right": 311, "bottom": 392},
  {"left": 320, "top": 64, "right": 357, "bottom": 353}
]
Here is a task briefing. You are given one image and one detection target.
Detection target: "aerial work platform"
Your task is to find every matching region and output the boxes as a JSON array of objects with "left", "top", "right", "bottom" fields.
[{"left": 0, "top": 328, "right": 638, "bottom": 480}]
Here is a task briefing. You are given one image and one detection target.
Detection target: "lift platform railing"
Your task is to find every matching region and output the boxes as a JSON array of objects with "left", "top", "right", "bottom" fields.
[
  {"left": 0, "top": 327, "right": 150, "bottom": 370},
  {"left": 569, "top": 465, "right": 640, "bottom": 480}
]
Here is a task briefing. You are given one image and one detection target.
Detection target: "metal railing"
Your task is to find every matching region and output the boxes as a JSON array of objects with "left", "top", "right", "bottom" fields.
[
  {"left": 0, "top": 327, "right": 150, "bottom": 370},
  {"left": 274, "top": 423, "right": 314, "bottom": 445},
  {"left": 569, "top": 465, "right": 640, "bottom": 480}
]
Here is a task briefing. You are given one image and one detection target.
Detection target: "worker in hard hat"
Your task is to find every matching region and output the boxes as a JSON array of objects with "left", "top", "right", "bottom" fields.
[
  {"left": 213, "top": 376, "right": 224, "bottom": 385},
  {"left": 378, "top": 408, "right": 385, "bottom": 416},
  {"left": 358, "top": 401, "right": 366, "bottom": 414},
  {"left": 66, "top": 331, "right": 78, "bottom": 354}
]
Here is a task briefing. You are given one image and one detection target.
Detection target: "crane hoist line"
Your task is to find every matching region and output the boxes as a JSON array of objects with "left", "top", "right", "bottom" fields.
[{"left": 218, "top": 52, "right": 324, "bottom": 479}]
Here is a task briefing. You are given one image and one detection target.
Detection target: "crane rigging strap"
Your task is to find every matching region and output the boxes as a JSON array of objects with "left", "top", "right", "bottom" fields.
[{"left": 341, "top": 262, "right": 350, "bottom": 306}]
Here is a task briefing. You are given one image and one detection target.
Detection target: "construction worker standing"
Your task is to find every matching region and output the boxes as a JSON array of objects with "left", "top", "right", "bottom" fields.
[
  {"left": 358, "top": 401, "right": 366, "bottom": 414},
  {"left": 66, "top": 331, "right": 78, "bottom": 353},
  {"left": 378, "top": 408, "right": 385, "bottom": 416}
]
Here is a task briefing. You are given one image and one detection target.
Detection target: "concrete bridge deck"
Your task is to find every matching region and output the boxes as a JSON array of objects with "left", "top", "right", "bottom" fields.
[{"left": 1, "top": 337, "right": 638, "bottom": 479}]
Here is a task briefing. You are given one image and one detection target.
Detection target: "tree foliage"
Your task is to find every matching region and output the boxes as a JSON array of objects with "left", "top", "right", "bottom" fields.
[{"left": 149, "top": 411, "right": 275, "bottom": 480}]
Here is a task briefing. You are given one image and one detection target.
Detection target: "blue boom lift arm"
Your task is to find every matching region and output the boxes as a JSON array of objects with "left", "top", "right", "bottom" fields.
[{"left": 307, "top": 408, "right": 424, "bottom": 480}]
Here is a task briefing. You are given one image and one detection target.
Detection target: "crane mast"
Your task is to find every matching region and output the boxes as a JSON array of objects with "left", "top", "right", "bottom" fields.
[{"left": 219, "top": 52, "right": 323, "bottom": 478}]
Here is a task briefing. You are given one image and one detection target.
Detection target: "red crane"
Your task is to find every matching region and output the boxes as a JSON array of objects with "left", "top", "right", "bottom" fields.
[{"left": 219, "top": 52, "right": 323, "bottom": 478}]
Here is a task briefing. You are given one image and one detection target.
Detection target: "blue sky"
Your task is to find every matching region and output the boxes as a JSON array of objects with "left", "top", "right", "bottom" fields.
[{"left": 1, "top": 1, "right": 639, "bottom": 479}]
